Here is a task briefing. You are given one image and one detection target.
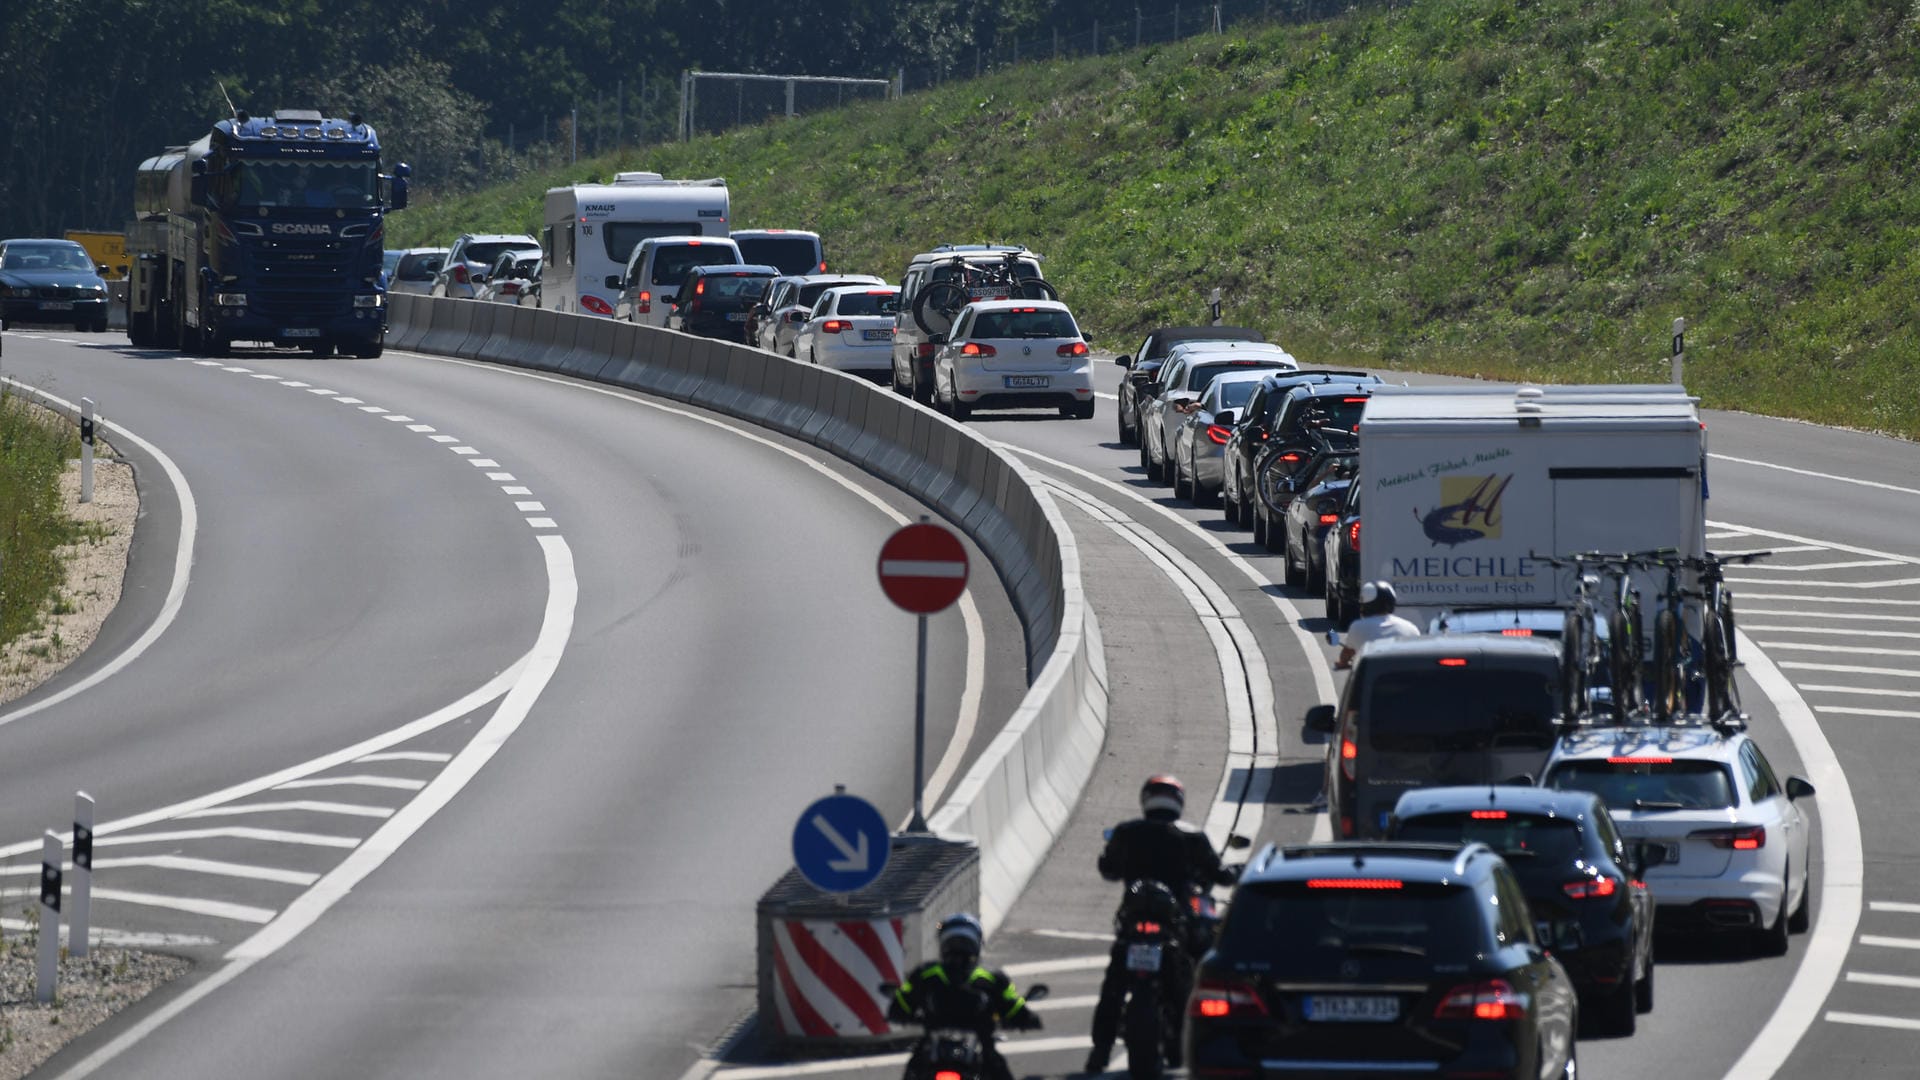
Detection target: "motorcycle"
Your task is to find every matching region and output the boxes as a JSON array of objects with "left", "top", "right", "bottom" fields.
[
  {"left": 1116, "top": 880, "right": 1188, "bottom": 1080},
  {"left": 879, "top": 981, "right": 1049, "bottom": 1080}
]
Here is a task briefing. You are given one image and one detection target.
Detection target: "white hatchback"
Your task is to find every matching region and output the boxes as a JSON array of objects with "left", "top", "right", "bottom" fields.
[
  {"left": 1541, "top": 723, "right": 1814, "bottom": 955},
  {"left": 795, "top": 286, "right": 900, "bottom": 377},
  {"left": 933, "top": 299, "right": 1094, "bottom": 420}
]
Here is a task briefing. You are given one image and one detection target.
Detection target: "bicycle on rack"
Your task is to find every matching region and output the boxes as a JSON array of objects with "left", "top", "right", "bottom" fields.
[
  {"left": 1690, "top": 549, "right": 1772, "bottom": 718},
  {"left": 1531, "top": 551, "right": 1614, "bottom": 722},
  {"left": 912, "top": 251, "right": 1058, "bottom": 335},
  {"left": 1584, "top": 553, "right": 1646, "bottom": 719},
  {"left": 1628, "top": 549, "right": 1691, "bottom": 722}
]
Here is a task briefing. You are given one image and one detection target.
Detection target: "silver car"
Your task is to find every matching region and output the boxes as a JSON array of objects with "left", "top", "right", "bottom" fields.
[
  {"left": 753, "top": 273, "right": 885, "bottom": 355},
  {"left": 1169, "top": 370, "right": 1268, "bottom": 506},
  {"left": 1140, "top": 344, "right": 1298, "bottom": 484}
]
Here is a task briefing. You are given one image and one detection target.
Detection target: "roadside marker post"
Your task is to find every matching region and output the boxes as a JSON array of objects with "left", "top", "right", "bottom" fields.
[
  {"left": 80, "top": 397, "right": 96, "bottom": 503},
  {"left": 877, "top": 517, "right": 969, "bottom": 832},
  {"left": 1671, "top": 317, "right": 1686, "bottom": 386},
  {"left": 72, "top": 792, "right": 94, "bottom": 958},
  {"left": 38, "top": 831, "right": 61, "bottom": 1002}
]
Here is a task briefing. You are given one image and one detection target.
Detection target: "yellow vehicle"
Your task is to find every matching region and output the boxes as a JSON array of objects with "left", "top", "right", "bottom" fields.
[{"left": 65, "top": 230, "right": 129, "bottom": 280}]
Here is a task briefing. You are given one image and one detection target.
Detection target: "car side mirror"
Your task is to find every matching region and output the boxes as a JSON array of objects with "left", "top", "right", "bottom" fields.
[
  {"left": 1215, "top": 409, "right": 1238, "bottom": 426},
  {"left": 390, "top": 163, "right": 411, "bottom": 210},
  {"left": 604, "top": 275, "right": 622, "bottom": 289},
  {"left": 786, "top": 311, "right": 806, "bottom": 323},
  {"left": 1304, "top": 704, "right": 1337, "bottom": 734},
  {"left": 929, "top": 333, "right": 948, "bottom": 346},
  {"left": 97, "top": 264, "right": 111, "bottom": 276},
  {"left": 1226, "top": 833, "right": 1253, "bottom": 850},
  {"left": 1024, "top": 984, "right": 1051, "bottom": 1002},
  {"left": 1786, "top": 776, "right": 1816, "bottom": 800},
  {"left": 1500, "top": 773, "right": 1535, "bottom": 786},
  {"left": 1081, "top": 333, "right": 1093, "bottom": 344},
  {"left": 1116, "top": 355, "right": 1133, "bottom": 369}
]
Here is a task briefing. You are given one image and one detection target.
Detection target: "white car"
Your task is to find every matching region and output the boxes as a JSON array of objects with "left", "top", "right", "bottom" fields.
[
  {"left": 932, "top": 299, "right": 1094, "bottom": 420},
  {"left": 754, "top": 274, "right": 886, "bottom": 356},
  {"left": 1140, "top": 343, "right": 1299, "bottom": 484},
  {"left": 430, "top": 233, "right": 540, "bottom": 300},
  {"left": 1541, "top": 723, "right": 1814, "bottom": 955},
  {"left": 795, "top": 285, "right": 900, "bottom": 377}
]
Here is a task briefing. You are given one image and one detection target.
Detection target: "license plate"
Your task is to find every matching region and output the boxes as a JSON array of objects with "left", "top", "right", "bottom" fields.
[
  {"left": 1005, "top": 376, "right": 1050, "bottom": 389},
  {"left": 725, "top": 312, "right": 748, "bottom": 322},
  {"left": 1304, "top": 995, "right": 1400, "bottom": 1023},
  {"left": 283, "top": 328, "right": 321, "bottom": 338},
  {"left": 969, "top": 286, "right": 1010, "bottom": 300},
  {"left": 1125, "top": 943, "right": 1163, "bottom": 973},
  {"left": 862, "top": 328, "right": 891, "bottom": 340},
  {"left": 38, "top": 301, "right": 74, "bottom": 311}
]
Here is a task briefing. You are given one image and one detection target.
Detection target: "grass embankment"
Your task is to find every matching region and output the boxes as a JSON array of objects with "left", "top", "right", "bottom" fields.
[
  {"left": 392, "top": 0, "right": 1920, "bottom": 439},
  {"left": 0, "top": 392, "right": 82, "bottom": 651}
]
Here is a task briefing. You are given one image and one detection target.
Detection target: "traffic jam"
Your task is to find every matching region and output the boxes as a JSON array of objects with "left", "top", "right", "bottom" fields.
[{"left": 400, "top": 192, "right": 1818, "bottom": 1077}]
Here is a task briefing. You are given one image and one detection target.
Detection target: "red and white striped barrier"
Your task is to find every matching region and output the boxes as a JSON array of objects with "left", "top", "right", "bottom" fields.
[{"left": 768, "top": 917, "right": 906, "bottom": 1040}]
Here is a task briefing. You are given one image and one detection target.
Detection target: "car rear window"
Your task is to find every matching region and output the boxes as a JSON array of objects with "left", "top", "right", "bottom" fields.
[
  {"left": 702, "top": 274, "right": 774, "bottom": 300},
  {"left": 930, "top": 258, "right": 1042, "bottom": 284},
  {"left": 1186, "top": 360, "right": 1288, "bottom": 392},
  {"left": 602, "top": 222, "right": 702, "bottom": 264},
  {"left": 1365, "top": 667, "right": 1558, "bottom": 753},
  {"left": 1394, "top": 814, "right": 1585, "bottom": 886},
  {"left": 1215, "top": 380, "right": 1261, "bottom": 409},
  {"left": 736, "top": 237, "right": 821, "bottom": 276},
  {"left": 396, "top": 253, "right": 443, "bottom": 281},
  {"left": 1546, "top": 760, "right": 1736, "bottom": 811},
  {"left": 970, "top": 310, "right": 1078, "bottom": 339},
  {"left": 835, "top": 291, "right": 899, "bottom": 316},
  {"left": 1219, "top": 882, "right": 1487, "bottom": 973},
  {"left": 1286, "top": 395, "right": 1370, "bottom": 434},
  {"left": 464, "top": 242, "right": 536, "bottom": 267},
  {"left": 652, "top": 245, "right": 739, "bottom": 286}
]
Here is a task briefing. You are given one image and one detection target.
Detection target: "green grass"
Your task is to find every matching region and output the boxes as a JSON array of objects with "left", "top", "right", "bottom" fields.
[
  {"left": 391, "top": 0, "right": 1920, "bottom": 439},
  {"left": 0, "top": 392, "right": 83, "bottom": 649}
]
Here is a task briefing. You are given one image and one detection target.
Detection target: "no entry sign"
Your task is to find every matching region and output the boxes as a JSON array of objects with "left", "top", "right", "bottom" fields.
[{"left": 877, "top": 523, "right": 969, "bottom": 614}]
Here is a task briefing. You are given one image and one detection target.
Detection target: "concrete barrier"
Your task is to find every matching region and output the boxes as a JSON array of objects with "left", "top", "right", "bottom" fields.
[{"left": 387, "top": 298, "right": 1107, "bottom": 934}]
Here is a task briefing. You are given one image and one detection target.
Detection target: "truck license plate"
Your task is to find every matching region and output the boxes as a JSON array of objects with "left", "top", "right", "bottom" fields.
[
  {"left": 38, "top": 301, "right": 74, "bottom": 311},
  {"left": 1304, "top": 995, "right": 1399, "bottom": 1022},
  {"left": 1005, "top": 376, "right": 1050, "bottom": 389},
  {"left": 283, "top": 328, "right": 322, "bottom": 338},
  {"left": 1125, "top": 944, "right": 1163, "bottom": 973}
]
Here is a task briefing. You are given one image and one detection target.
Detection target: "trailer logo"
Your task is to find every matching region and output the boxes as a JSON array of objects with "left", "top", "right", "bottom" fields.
[
  {"left": 1415, "top": 474, "right": 1511, "bottom": 547},
  {"left": 270, "top": 223, "right": 333, "bottom": 235}
]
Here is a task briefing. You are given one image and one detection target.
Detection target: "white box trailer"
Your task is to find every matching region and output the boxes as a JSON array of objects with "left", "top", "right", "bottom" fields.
[
  {"left": 1357, "top": 384, "right": 1708, "bottom": 622},
  {"left": 542, "top": 172, "right": 729, "bottom": 317}
]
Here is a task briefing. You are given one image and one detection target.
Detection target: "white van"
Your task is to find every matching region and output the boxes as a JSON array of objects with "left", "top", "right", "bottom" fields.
[
  {"left": 613, "top": 235, "right": 745, "bottom": 326},
  {"left": 541, "top": 172, "right": 729, "bottom": 317}
]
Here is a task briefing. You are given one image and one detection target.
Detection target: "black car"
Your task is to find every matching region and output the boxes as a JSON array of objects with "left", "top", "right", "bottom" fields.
[
  {"left": 1390, "top": 786, "right": 1658, "bottom": 1036},
  {"left": 0, "top": 238, "right": 111, "bottom": 332},
  {"left": 666, "top": 263, "right": 780, "bottom": 339},
  {"left": 1281, "top": 449, "right": 1357, "bottom": 590},
  {"left": 1187, "top": 841, "right": 1579, "bottom": 1079},
  {"left": 1322, "top": 479, "right": 1363, "bottom": 629},
  {"left": 1114, "top": 325, "right": 1263, "bottom": 446},
  {"left": 1252, "top": 427, "right": 1356, "bottom": 553},
  {"left": 1222, "top": 371, "right": 1378, "bottom": 529}
]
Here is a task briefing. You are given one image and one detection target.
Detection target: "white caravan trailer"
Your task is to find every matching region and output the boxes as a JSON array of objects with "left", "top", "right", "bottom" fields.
[{"left": 541, "top": 172, "right": 730, "bottom": 317}]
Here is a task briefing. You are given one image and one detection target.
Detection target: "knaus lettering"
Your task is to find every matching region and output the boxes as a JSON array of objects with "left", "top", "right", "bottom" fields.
[
  {"left": 582, "top": 203, "right": 616, "bottom": 213},
  {"left": 270, "top": 223, "right": 332, "bottom": 235}
]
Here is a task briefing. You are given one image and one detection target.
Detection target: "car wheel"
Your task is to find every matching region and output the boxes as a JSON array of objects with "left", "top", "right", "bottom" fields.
[
  {"left": 1283, "top": 529, "right": 1305, "bottom": 586},
  {"left": 1073, "top": 399, "right": 1096, "bottom": 420},
  {"left": 1117, "top": 401, "right": 1133, "bottom": 444},
  {"left": 1261, "top": 507, "right": 1286, "bottom": 553},
  {"left": 1635, "top": 949, "right": 1654, "bottom": 1013},
  {"left": 1595, "top": 969, "right": 1637, "bottom": 1037},
  {"left": 1173, "top": 455, "right": 1194, "bottom": 502},
  {"left": 1758, "top": 872, "right": 1792, "bottom": 956},
  {"left": 1139, "top": 438, "right": 1155, "bottom": 479},
  {"left": 1789, "top": 874, "right": 1811, "bottom": 933},
  {"left": 948, "top": 378, "right": 972, "bottom": 420},
  {"left": 912, "top": 371, "right": 933, "bottom": 406},
  {"left": 1304, "top": 541, "right": 1326, "bottom": 592}
]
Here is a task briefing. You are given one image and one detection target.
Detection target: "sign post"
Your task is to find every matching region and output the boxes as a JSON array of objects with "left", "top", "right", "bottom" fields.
[{"left": 877, "top": 518, "right": 969, "bottom": 832}]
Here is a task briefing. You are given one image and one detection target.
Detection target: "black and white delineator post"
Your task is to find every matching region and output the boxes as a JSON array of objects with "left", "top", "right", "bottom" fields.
[
  {"left": 876, "top": 518, "right": 970, "bottom": 833},
  {"left": 38, "top": 831, "right": 62, "bottom": 1003},
  {"left": 1208, "top": 287, "right": 1224, "bottom": 326},
  {"left": 80, "top": 397, "right": 96, "bottom": 504},
  {"left": 72, "top": 792, "right": 94, "bottom": 959},
  {"left": 1671, "top": 318, "right": 1686, "bottom": 386}
]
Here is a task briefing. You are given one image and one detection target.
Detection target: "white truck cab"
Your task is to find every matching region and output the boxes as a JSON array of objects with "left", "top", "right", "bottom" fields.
[{"left": 541, "top": 172, "right": 729, "bottom": 317}]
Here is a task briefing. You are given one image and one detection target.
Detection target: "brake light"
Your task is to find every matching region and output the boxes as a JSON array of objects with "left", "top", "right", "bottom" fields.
[
  {"left": 1564, "top": 875, "right": 1620, "bottom": 899},
  {"left": 1206, "top": 424, "right": 1233, "bottom": 445},
  {"left": 695, "top": 279, "right": 706, "bottom": 295},
  {"left": 1438, "top": 658, "right": 1468, "bottom": 667},
  {"left": 686, "top": 239, "right": 702, "bottom": 246},
  {"left": 499, "top": 282, "right": 519, "bottom": 295},
  {"left": 453, "top": 265, "right": 470, "bottom": 285},
  {"left": 1500, "top": 628, "right": 1534, "bottom": 637},
  {"left": 1343, "top": 396, "right": 1370, "bottom": 403},
  {"left": 1281, "top": 452, "right": 1303, "bottom": 462},
  {"left": 1010, "top": 306, "right": 1038, "bottom": 313},
  {"left": 1607, "top": 756, "right": 1672, "bottom": 765},
  {"left": 961, "top": 342, "right": 997, "bottom": 357},
  {"left": 1319, "top": 512, "right": 1339, "bottom": 525},
  {"left": 1347, "top": 520, "right": 1361, "bottom": 546},
  {"left": 637, "top": 290, "right": 652, "bottom": 314},
  {"left": 1471, "top": 809, "right": 1508, "bottom": 819},
  {"left": 580, "top": 294, "right": 612, "bottom": 315},
  {"left": 1189, "top": 977, "right": 1269, "bottom": 1019},
  {"left": 1308, "top": 878, "right": 1403, "bottom": 890},
  {"left": 1694, "top": 825, "right": 1766, "bottom": 850},
  {"left": 915, "top": 343, "right": 938, "bottom": 358},
  {"left": 935, "top": 1072, "right": 962, "bottom": 1080},
  {"left": 1434, "top": 979, "right": 1528, "bottom": 1021},
  {"left": 821, "top": 319, "right": 853, "bottom": 333},
  {"left": 820, "top": 261, "right": 829, "bottom": 272},
  {"left": 1058, "top": 341, "right": 1090, "bottom": 358},
  {"left": 1133, "top": 921, "right": 1162, "bottom": 935}
]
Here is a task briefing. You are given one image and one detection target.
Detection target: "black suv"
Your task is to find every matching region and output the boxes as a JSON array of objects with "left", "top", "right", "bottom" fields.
[
  {"left": 1389, "top": 786, "right": 1657, "bottom": 1036},
  {"left": 666, "top": 263, "right": 780, "bottom": 339},
  {"left": 1187, "top": 841, "right": 1578, "bottom": 1079},
  {"left": 1222, "top": 371, "right": 1378, "bottom": 530},
  {"left": 1115, "top": 325, "right": 1264, "bottom": 446}
]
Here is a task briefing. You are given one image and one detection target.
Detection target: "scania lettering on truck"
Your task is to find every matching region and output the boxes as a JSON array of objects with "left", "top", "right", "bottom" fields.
[
  {"left": 542, "top": 172, "right": 729, "bottom": 317},
  {"left": 1357, "top": 384, "right": 1708, "bottom": 625},
  {"left": 125, "top": 108, "right": 409, "bottom": 358}
]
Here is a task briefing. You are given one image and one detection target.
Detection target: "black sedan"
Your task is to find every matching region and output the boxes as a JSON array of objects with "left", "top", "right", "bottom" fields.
[
  {"left": 0, "top": 238, "right": 111, "bottom": 332},
  {"left": 1282, "top": 454, "right": 1357, "bottom": 591},
  {"left": 1322, "top": 478, "right": 1363, "bottom": 629},
  {"left": 1113, "top": 324, "right": 1263, "bottom": 445},
  {"left": 1390, "top": 786, "right": 1659, "bottom": 1037}
]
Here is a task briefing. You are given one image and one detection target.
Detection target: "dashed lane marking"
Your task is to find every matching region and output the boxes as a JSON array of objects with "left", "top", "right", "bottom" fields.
[
  {"left": 1744, "top": 610, "right": 1920, "bottom": 621},
  {"left": 1861, "top": 935, "right": 1920, "bottom": 950},
  {"left": 1741, "top": 595, "right": 1920, "bottom": 606},
  {"left": 1802, "top": 685, "right": 1920, "bottom": 698},
  {"left": 1816, "top": 707, "right": 1920, "bottom": 720},
  {"left": 1846, "top": 972, "right": 1920, "bottom": 990},
  {"left": 359, "top": 406, "right": 387, "bottom": 413},
  {"left": 384, "top": 414, "right": 414, "bottom": 422},
  {"left": 275, "top": 774, "right": 428, "bottom": 791},
  {"left": 428, "top": 434, "right": 459, "bottom": 443},
  {"left": 470, "top": 457, "right": 501, "bottom": 467},
  {"left": 94, "top": 827, "right": 359, "bottom": 849},
  {"left": 407, "top": 423, "right": 435, "bottom": 432},
  {"left": 333, "top": 396, "right": 364, "bottom": 404},
  {"left": 1747, "top": 626, "right": 1920, "bottom": 640},
  {"left": 1728, "top": 577, "right": 1920, "bottom": 589},
  {"left": 178, "top": 801, "right": 392, "bottom": 820},
  {"left": 515, "top": 501, "right": 546, "bottom": 512},
  {"left": 1758, "top": 642, "right": 1920, "bottom": 658},
  {"left": 1871, "top": 902, "right": 1920, "bottom": 914},
  {"left": 527, "top": 517, "right": 558, "bottom": 529},
  {"left": 1736, "top": 559, "right": 1907, "bottom": 572},
  {"left": 486, "top": 472, "right": 517, "bottom": 481},
  {"left": 503, "top": 486, "right": 533, "bottom": 495}
]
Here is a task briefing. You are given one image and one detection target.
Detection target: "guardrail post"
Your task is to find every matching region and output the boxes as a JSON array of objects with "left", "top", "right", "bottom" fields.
[
  {"left": 80, "top": 397, "right": 96, "bottom": 503},
  {"left": 38, "top": 831, "right": 62, "bottom": 1003},
  {"left": 72, "top": 792, "right": 94, "bottom": 958}
]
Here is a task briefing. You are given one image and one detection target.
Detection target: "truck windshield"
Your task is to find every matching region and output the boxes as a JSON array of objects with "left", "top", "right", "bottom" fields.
[{"left": 233, "top": 161, "right": 378, "bottom": 209}]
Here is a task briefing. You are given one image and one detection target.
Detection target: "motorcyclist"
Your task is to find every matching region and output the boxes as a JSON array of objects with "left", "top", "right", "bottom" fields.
[
  {"left": 889, "top": 912, "right": 1040, "bottom": 1080},
  {"left": 1086, "top": 774, "right": 1235, "bottom": 1074},
  {"left": 1334, "top": 579, "right": 1421, "bottom": 669}
]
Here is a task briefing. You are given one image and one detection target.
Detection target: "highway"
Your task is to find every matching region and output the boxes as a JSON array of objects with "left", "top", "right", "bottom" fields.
[{"left": 3, "top": 328, "right": 1919, "bottom": 1079}]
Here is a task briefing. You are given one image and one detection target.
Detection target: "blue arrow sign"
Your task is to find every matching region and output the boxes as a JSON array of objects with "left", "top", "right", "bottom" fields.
[{"left": 792, "top": 794, "right": 891, "bottom": 893}]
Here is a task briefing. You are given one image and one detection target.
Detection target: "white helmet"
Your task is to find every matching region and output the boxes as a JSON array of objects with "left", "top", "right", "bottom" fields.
[{"left": 1358, "top": 580, "right": 1397, "bottom": 613}]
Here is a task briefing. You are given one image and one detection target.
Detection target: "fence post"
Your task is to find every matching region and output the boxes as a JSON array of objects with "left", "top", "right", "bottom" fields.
[
  {"left": 38, "top": 831, "right": 62, "bottom": 1003},
  {"left": 72, "top": 792, "right": 94, "bottom": 959}
]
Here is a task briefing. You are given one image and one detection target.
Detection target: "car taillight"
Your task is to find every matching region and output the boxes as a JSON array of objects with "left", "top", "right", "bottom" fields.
[
  {"left": 580, "top": 294, "right": 612, "bottom": 315},
  {"left": 961, "top": 342, "right": 997, "bottom": 357},
  {"left": 915, "top": 342, "right": 938, "bottom": 358},
  {"left": 1434, "top": 978, "right": 1528, "bottom": 1021},
  {"left": 1501, "top": 628, "right": 1534, "bottom": 636},
  {"left": 1189, "top": 977, "right": 1269, "bottom": 1019},
  {"left": 1206, "top": 424, "right": 1233, "bottom": 445},
  {"left": 453, "top": 265, "right": 470, "bottom": 285},
  {"left": 500, "top": 282, "right": 519, "bottom": 295},
  {"left": 1347, "top": 519, "right": 1361, "bottom": 546},
  {"left": 1438, "top": 658, "right": 1468, "bottom": 667},
  {"left": 1471, "top": 809, "right": 1508, "bottom": 819},
  {"left": 1606, "top": 756, "right": 1673, "bottom": 764},
  {"left": 1057, "top": 341, "right": 1090, "bottom": 357},
  {"left": 821, "top": 319, "right": 853, "bottom": 333},
  {"left": 819, "top": 260, "right": 829, "bottom": 272},
  {"left": 1133, "top": 920, "right": 1163, "bottom": 935},
  {"left": 1694, "top": 825, "right": 1766, "bottom": 850},
  {"left": 1308, "top": 878, "right": 1403, "bottom": 890},
  {"left": 637, "top": 290, "right": 651, "bottom": 314},
  {"left": 1318, "top": 512, "right": 1339, "bottom": 525},
  {"left": 1563, "top": 875, "right": 1620, "bottom": 900},
  {"left": 1341, "top": 722, "right": 1357, "bottom": 782},
  {"left": 935, "top": 1072, "right": 962, "bottom": 1080}
]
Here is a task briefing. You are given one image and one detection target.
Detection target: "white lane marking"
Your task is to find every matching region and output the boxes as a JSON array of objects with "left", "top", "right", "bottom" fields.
[
  {"left": 1781, "top": 662, "right": 1920, "bottom": 678},
  {"left": 220, "top": 366, "right": 252, "bottom": 373},
  {"left": 1745, "top": 609, "right": 1920, "bottom": 622},
  {"left": 275, "top": 774, "right": 429, "bottom": 791},
  {"left": 178, "top": 801, "right": 392, "bottom": 820},
  {"left": 94, "top": 827, "right": 359, "bottom": 849},
  {"left": 527, "top": 517, "right": 557, "bottom": 528},
  {"left": 88, "top": 889, "right": 275, "bottom": 924},
  {"left": 53, "top": 535, "right": 578, "bottom": 1080},
  {"left": 1846, "top": 972, "right": 1920, "bottom": 990},
  {"left": 0, "top": 379, "right": 197, "bottom": 730},
  {"left": 1825, "top": 1011, "right": 1920, "bottom": 1031},
  {"left": 193, "top": 360, "right": 224, "bottom": 367},
  {"left": 333, "top": 397, "right": 365, "bottom": 404},
  {"left": 515, "top": 501, "right": 546, "bottom": 512},
  {"left": 360, "top": 406, "right": 388, "bottom": 413},
  {"left": 250, "top": 373, "right": 281, "bottom": 381},
  {"left": 1759, "top": 642, "right": 1920, "bottom": 657},
  {"left": 0, "top": 920, "right": 218, "bottom": 949},
  {"left": 1028, "top": 994, "right": 1100, "bottom": 1011},
  {"left": 1818, "top": 706, "right": 1920, "bottom": 720},
  {"left": 1873, "top": 902, "right": 1920, "bottom": 914},
  {"left": 1718, "top": 545, "right": 1826, "bottom": 555},
  {"left": 428, "top": 434, "right": 459, "bottom": 443},
  {"left": 503, "top": 486, "right": 533, "bottom": 496},
  {"left": 1747, "top": 625, "right": 1920, "bottom": 640},
  {"left": 878, "top": 559, "right": 966, "bottom": 578},
  {"left": 1738, "top": 560, "right": 1906, "bottom": 572},
  {"left": 1706, "top": 530, "right": 1752, "bottom": 539},
  {"left": 353, "top": 750, "right": 452, "bottom": 764},
  {"left": 0, "top": 856, "right": 318, "bottom": 886},
  {"left": 305, "top": 388, "right": 337, "bottom": 395},
  {"left": 407, "top": 423, "right": 436, "bottom": 432},
  {"left": 471, "top": 458, "right": 501, "bottom": 467},
  {"left": 384, "top": 414, "right": 414, "bottom": 422},
  {"left": 1030, "top": 928, "right": 1114, "bottom": 943},
  {"left": 1742, "top": 594, "right": 1920, "bottom": 606},
  {"left": 281, "top": 380, "right": 310, "bottom": 387},
  {"left": 1804, "top": 685, "right": 1920, "bottom": 699},
  {"left": 452, "top": 446, "right": 481, "bottom": 455},
  {"left": 1721, "top": 629, "right": 1864, "bottom": 1080},
  {"left": 1003, "top": 955, "right": 1110, "bottom": 976},
  {"left": 1708, "top": 518, "right": 1920, "bottom": 567},
  {"left": 1729, "top": 577, "right": 1920, "bottom": 589},
  {"left": 412, "top": 352, "right": 988, "bottom": 816},
  {"left": 1710, "top": 453, "right": 1920, "bottom": 498},
  {"left": 707, "top": 1036, "right": 1106, "bottom": 1079}
]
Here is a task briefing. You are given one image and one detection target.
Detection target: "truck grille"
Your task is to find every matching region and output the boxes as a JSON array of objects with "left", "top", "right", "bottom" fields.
[{"left": 250, "top": 237, "right": 360, "bottom": 319}]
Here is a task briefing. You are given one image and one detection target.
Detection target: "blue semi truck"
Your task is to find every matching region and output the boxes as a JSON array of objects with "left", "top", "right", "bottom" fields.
[{"left": 126, "top": 108, "right": 410, "bottom": 358}]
